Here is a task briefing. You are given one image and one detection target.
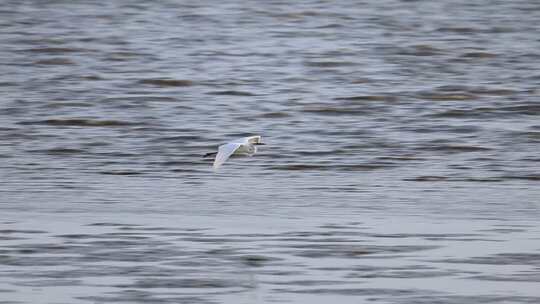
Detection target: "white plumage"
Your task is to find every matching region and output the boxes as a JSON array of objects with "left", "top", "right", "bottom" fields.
[{"left": 205, "top": 135, "right": 265, "bottom": 169}]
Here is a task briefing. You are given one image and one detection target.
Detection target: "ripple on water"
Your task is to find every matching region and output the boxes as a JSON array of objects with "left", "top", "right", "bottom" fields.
[
  {"left": 395, "top": 295, "right": 540, "bottom": 304},
  {"left": 27, "top": 148, "right": 85, "bottom": 156},
  {"left": 113, "top": 277, "right": 252, "bottom": 289},
  {"left": 268, "top": 163, "right": 390, "bottom": 171},
  {"left": 415, "top": 91, "right": 478, "bottom": 101},
  {"left": 274, "top": 287, "right": 420, "bottom": 296},
  {"left": 414, "top": 143, "right": 492, "bottom": 154},
  {"left": 22, "top": 47, "right": 86, "bottom": 54},
  {"left": 430, "top": 103, "right": 540, "bottom": 118},
  {"left": 334, "top": 95, "right": 398, "bottom": 102},
  {"left": 206, "top": 90, "right": 256, "bottom": 96},
  {"left": 78, "top": 293, "right": 213, "bottom": 304},
  {"left": 300, "top": 105, "right": 378, "bottom": 115},
  {"left": 344, "top": 265, "right": 457, "bottom": 279},
  {"left": 460, "top": 51, "right": 498, "bottom": 59},
  {"left": 282, "top": 244, "right": 440, "bottom": 258},
  {"left": 303, "top": 60, "right": 357, "bottom": 68},
  {"left": 396, "top": 44, "right": 446, "bottom": 56},
  {"left": 33, "top": 58, "right": 75, "bottom": 65},
  {"left": 17, "top": 119, "right": 142, "bottom": 127},
  {"left": 138, "top": 79, "right": 194, "bottom": 87}
]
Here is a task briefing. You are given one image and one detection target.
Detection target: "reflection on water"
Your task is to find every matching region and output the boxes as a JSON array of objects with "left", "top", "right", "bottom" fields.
[{"left": 1, "top": 0, "right": 539, "bottom": 303}]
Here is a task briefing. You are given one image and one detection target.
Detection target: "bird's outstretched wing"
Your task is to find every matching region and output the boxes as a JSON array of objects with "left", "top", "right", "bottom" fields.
[{"left": 213, "top": 143, "right": 242, "bottom": 169}]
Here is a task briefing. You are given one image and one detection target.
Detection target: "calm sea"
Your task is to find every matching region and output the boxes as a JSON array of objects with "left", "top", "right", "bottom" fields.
[{"left": 1, "top": 1, "right": 539, "bottom": 303}]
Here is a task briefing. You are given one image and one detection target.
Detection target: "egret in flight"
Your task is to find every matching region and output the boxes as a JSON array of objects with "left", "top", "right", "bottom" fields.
[{"left": 204, "top": 135, "right": 265, "bottom": 169}]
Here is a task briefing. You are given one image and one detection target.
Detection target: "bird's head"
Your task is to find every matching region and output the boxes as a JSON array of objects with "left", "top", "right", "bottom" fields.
[{"left": 248, "top": 135, "right": 265, "bottom": 145}]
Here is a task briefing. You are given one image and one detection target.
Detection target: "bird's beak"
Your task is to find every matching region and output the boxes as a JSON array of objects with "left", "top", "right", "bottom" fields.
[{"left": 256, "top": 142, "right": 266, "bottom": 145}]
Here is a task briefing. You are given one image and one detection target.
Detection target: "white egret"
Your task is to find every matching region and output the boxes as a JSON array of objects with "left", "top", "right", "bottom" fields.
[{"left": 203, "top": 135, "right": 265, "bottom": 169}]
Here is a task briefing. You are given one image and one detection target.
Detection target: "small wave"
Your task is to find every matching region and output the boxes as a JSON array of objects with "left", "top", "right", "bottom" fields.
[
  {"left": 86, "top": 223, "right": 140, "bottom": 227},
  {"left": 148, "top": 135, "right": 202, "bottom": 143},
  {"left": 441, "top": 253, "right": 540, "bottom": 265},
  {"left": 301, "top": 106, "right": 372, "bottom": 115},
  {"left": 398, "top": 45, "right": 445, "bottom": 56},
  {"left": 405, "top": 176, "right": 503, "bottom": 183},
  {"left": 334, "top": 95, "right": 397, "bottom": 102},
  {"left": 304, "top": 61, "right": 356, "bottom": 68},
  {"left": 23, "top": 47, "right": 84, "bottom": 54},
  {"left": 430, "top": 109, "right": 476, "bottom": 118},
  {"left": 81, "top": 75, "right": 104, "bottom": 81},
  {"left": 470, "top": 88, "right": 518, "bottom": 96},
  {"left": 259, "top": 112, "right": 292, "bottom": 118},
  {"left": 269, "top": 163, "right": 388, "bottom": 171},
  {"left": 18, "top": 119, "right": 140, "bottom": 127},
  {"left": 104, "top": 51, "right": 145, "bottom": 62},
  {"left": 416, "top": 92, "right": 478, "bottom": 101},
  {"left": 461, "top": 51, "right": 497, "bottom": 59},
  {"left": 470, "top": 274, "right": 540, "bottom": 282},
  {"left": 405, "top": 176, "right": 449, "bottom": 182},
  {"left": 30, "top": 148, "right": 85, "bottom": 155},
  {"left": 375, "top": 45, "right": 444, "bottom": 57},
  {"left": 505, "top": 131, "right": 540, "bottom": 143},
  {"left": 500, "top": 104, "right": 540, "bottom": 116},
  {"left": 138, "top": 79, "right": 194, "bottom": 87},
  {"left": 405, "top": 125, "right": 481, "bottom": 134},
  {"left": 416, "top": 144, "right": 492, "bottom": 153},
  {"left": 101, "top": 96, "right": 181, "bottom": 105},
  {"left": 433, "top": 85, "right": 517, "bottom": 96},
  {"left": 289, "top": 244, "right": 440, "bottom": 259},
  {"left": 114, "top": 277, "right": 250, "bottom": 289},
  {"left": 0, "top": 229, "right": 47, "bottom": 234},
  {"left": 432, "top": 104, "right": 540, "bottom": 118},
  {"left": 207, "top": 90, "right": 256, "bottom": 96},
  {"left": 293, "top": 149, "right": 348, "bottom": 156},
  {"left": 34, "top": 58, "right": 75, "bottom": 65},
  {"left": 316, "top": 23, "right": 343, "bottom": 29},
  {"left": 377, "top": 156, "right": 426, "bottom": 161},
  {"left": 99, "top": 170, "right": 144, "bottom": 176},
  {"left": 42, "top": 102, "right": 93, "bottom": 109},
  {"left": 436, "top": 27, "right": 480, "bottom": 34},
  {"left": 501, "top": 175, "right": 540, "bottom": 181}
]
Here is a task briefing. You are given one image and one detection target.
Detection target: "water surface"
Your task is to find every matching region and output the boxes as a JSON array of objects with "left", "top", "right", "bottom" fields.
[{"left": 1, "top": 1, "right": 539, "bottom": 303}]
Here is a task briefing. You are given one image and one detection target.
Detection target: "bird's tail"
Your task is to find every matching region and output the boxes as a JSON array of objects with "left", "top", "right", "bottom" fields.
[{"left": 203, "top": 152, "right": 217, "bottom": 159}]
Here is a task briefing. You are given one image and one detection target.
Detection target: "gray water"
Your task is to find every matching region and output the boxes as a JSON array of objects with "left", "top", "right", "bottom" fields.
[{"left": 1, "top": 1, "right": 540, "bottom": 303}]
